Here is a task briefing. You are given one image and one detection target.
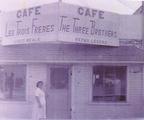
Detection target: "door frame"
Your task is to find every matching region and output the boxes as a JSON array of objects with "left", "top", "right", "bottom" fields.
[{"left": 46, "top": 64, "right": 72, "bottom": 119}]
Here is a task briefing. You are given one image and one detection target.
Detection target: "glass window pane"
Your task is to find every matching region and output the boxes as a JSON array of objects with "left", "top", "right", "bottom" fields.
[
  {"left": 92, "top": 66, "right": 126, "bottom": 102},
  {"left": 0, "top": 65, "right": 26, "bottom": 101},
  {"left": 50, "top": 68, "right": 68, "bottom": 89}
]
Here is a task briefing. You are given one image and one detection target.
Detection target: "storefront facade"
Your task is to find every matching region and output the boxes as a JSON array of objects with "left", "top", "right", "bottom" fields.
[{"left": 0, "top": 2, "right": 144, "bottom": 120}]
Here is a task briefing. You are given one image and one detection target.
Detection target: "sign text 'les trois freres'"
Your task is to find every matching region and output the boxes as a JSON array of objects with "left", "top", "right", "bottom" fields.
[
  {"left": 5, "top": 6, "right": 54, "bottom": 38},
  {"left": 3, "top": 3, "right": 119, "bottom": 46}
]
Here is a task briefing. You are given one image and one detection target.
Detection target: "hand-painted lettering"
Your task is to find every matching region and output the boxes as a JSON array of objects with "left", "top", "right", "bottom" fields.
[
  {"left": 16, "top": 6, "right": 41, "bottom": 18},
  {"left": 78, "top": 7, "right": 104, "bottom": 19}
]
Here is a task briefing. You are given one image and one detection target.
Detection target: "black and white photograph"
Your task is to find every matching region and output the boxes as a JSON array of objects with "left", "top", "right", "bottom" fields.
[{"left": 0, "top": 0, "right": 144, "bottom": 120}]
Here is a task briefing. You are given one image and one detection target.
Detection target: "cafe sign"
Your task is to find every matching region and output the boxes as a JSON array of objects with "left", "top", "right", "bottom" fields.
[{"left": 2, "top": 3, "right": 119, "bottom": 46}]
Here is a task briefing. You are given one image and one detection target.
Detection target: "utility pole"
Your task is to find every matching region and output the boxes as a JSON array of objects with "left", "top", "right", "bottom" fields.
[
  {"left": 59, "top": 0, "right": 62, "bottom": 3},
  {"left": 142, "top": 1, "right": 144, "bottom": 14},
  {"left": 142, "top": 1, "right": 144, "bottom": 49}
]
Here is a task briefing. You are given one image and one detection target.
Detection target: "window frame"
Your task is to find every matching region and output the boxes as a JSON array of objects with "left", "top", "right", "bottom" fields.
[
  {"left": 50, "top": 67, "right": 69, "bottom": 89},
  {"left": 91, "top": 65, "right": 127, "bottom": 103},
  {"left": 0, "top": 64, "right": 27, "bottom": 102}
]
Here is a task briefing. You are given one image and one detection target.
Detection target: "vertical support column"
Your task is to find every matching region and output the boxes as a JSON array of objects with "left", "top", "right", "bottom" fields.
[
  {"left": 70, "top": 65, "right": 77, "bottom": 119},
  {"left": 142, "top": 2, "right": 144, "bottom": 49},
  {"left": 141, "top": 64, "right": 144, "bottom": 115},
  {"left": 142, "top": 64, "right": 144, "bottom": 103},
  {"left": 71, "top": 64, "right": 92, "bottom": 119},
  {"left": 139, "top": 64, "right": 144, "bottom": 116}
]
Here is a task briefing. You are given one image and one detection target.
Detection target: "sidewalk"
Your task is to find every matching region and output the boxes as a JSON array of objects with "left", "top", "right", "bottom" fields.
[{"left": 0, "top": 118, "right": 144, "bottom": 120}]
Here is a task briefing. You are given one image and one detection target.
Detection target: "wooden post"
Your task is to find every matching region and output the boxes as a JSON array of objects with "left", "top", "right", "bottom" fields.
[
  {"left": 143, "top": 1, "right": 144, "bottom": 6},
  {"left": 142, "top": 2, "right": 144, "bottom": 49},
  {"left": 59, "top": 0, "right": 62, "bottom": 3}
]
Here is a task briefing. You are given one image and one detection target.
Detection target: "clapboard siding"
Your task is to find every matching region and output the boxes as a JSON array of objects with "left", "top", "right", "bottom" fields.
[
  {"left": 71, "top": 65, "right": 143, "bottom": 119},
  {"left": 0, "top": 44, "right": 143, "bottom": 119},
  {"left": 119, "top": 15, "right": 143, "bottom": 40},
  {"left": 26, "top": 64, "right": 47, "bottom": 102},
  {"left": 0, "top": 44, "right": 143, "bottom": 62},
  {"left": 0, "top": 64, "right": 47, "bottom": 119},
  {"left": 0, "top": 102, "right": 32, "bottom": 119}
]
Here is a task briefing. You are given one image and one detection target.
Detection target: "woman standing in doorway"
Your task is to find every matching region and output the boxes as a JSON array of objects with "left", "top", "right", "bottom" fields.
[{"left": 33, "top": 81, "right": 46, "bottom": 120}]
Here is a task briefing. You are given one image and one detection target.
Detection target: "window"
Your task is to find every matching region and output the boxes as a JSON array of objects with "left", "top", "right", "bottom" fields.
[
  {"left": 0, "top": 65, "right": 26, "bottom": 101},
  {"left": 50, "top": 68, "right": 68, "bottom": 89},
  {"left": 92, "top": 66, "right": 127, "bottom": 102}
]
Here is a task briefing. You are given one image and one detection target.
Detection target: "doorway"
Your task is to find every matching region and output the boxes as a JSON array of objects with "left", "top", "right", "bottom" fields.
[{"left": 46, "top": 66, "right": 71, "bottom": 119}]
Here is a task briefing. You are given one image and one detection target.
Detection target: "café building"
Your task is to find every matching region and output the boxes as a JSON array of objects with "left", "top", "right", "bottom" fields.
[{"left": 0, "top": 2, "right": 144, "bottom": 119}]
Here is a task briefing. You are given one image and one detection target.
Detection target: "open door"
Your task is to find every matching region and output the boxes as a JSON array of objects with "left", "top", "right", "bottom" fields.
[{"left": 46, "top": 66, "right": 71, "bottom": 119}]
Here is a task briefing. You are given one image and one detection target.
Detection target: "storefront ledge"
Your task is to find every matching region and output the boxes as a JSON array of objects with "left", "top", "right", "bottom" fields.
[
  {"left": 0, "top": 118, "right": 32, "bottom": 120},
  {"left": 87, "top": 102, "right": 131, "bottom": 106},
  {"left": 1, "top": 119, "right": 144, "bottom": 120},
  {"left": 0, "top": 100, "right": 32, "bottom": 105}
]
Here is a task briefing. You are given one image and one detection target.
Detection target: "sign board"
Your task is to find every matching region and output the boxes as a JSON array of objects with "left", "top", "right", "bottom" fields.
[
  {"left": 58, "top": 3, "right": 119, "bottom": 46},
  {"left": 2, "top": 3, "right": 58, "bottom": 45},
  {"left": 2, "top": 2, "right": 119, "bottom": 46}
]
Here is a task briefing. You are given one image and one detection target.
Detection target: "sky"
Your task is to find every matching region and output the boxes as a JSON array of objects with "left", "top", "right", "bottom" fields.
[{"left": 0, "top": 0, "right": 142, "bottom": 14}]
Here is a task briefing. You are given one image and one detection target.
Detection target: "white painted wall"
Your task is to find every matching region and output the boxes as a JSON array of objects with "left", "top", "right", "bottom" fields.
[
  {"left": 119, "top": 15, "right": 143, "bottom": 40},
  {"left": 26, "top": 64, "right": 47, "bottom": 102},
  {"left": 71, "top": 64, "right": 143, "bottom": 119},
  {"left": 0, "top": 63, "right": 143, "bottom": 119},
  {"left": 0, "top": 101, "right": 32, "bottom": 119},
  {"left": 0, "top": 64, "right": 47, "bottom": 119}
]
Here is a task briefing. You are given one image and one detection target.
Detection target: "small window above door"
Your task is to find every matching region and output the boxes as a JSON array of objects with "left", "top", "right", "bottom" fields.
[{"left": 50, "top": 68, "right": 69, "bottom": 89}]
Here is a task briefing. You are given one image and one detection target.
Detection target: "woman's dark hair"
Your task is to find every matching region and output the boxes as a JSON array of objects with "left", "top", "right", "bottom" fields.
[{"left": 36, "top": 81, "right": 43, "bottom": 87}]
